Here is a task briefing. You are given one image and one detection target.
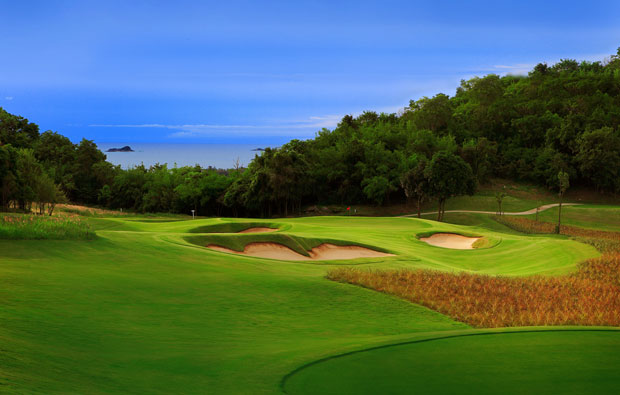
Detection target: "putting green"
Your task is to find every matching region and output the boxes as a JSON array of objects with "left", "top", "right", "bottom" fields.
[{"left": 284, "top": 329, "right": 620, "bottom": 395}]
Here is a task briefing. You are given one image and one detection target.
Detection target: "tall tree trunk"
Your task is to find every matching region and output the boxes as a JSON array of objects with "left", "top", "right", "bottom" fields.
[
  {"left": 557, "top": 198, "right": 563, "bottom": 234},
  {"left": 437, "top": 200, "right": 442, "bottom": 221},
  {"left": 417, "top": 196, "right": 422, "bottom": 218},
  {"left": 441, "top": 200, "right": 446, "bottom": 221}
]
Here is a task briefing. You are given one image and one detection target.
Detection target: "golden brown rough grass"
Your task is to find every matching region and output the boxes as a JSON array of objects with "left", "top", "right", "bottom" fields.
[
  {"left": 495, "top": 216, "right": 620, "bottom": 253},
  {"left": 327, "top": 253, "right": 620, "bottom": 328},
  {"left": 494, "top": 216, "right": 620, "bottom": 241}
]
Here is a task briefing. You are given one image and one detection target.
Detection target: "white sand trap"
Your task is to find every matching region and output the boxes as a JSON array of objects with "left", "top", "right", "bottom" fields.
[
  {"left": 207, "top": 242, "right": 393, "bottom": 261},
  {"left": 238, "top": 227, "right": 278, "bottom": 233},
  {"left": 420, "top": 233, "right": 481, "bottom": 249}
]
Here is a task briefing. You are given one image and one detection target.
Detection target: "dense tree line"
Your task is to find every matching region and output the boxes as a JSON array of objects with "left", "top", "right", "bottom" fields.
[
  {"left": 1, "top": 49, "right": 620, "bottom": 217},
  {"left": 0, "top": 108, "right": 236, "bottom": 216}
]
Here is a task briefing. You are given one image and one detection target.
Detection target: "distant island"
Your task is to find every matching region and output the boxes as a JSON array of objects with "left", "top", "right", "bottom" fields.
[
  {"left": 251, "top": 148, "right": 265, "bottom": 151},
  {"left": 106, "top": 146, "right": 134, "bottom": 152}
]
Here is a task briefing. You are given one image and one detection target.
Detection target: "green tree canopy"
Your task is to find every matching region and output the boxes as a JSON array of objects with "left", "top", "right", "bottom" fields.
[{"left": 426, "top": 151, "right": 476, "bottom": 221}]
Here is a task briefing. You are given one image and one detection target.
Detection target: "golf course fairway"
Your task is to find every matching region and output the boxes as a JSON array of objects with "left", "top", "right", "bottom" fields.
[
  {"left": 0, "top": 215, "right": 612, "bottom": 393},
  {"left": 283, "top": 329, "right": 620, "bottom": 395}
]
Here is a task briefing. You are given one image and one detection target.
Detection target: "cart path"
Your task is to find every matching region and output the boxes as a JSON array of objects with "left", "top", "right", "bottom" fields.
[{"left": 401, "top": 203, "right": 581, "bottom": 217}]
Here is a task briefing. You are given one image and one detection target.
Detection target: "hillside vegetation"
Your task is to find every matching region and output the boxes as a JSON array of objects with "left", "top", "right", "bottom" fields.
[{"left": 2, "top": 49, "right": 620, "bottom": 217}]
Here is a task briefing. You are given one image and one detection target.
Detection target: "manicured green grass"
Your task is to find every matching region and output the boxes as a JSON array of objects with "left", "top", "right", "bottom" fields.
[
  {"left": 421, "top": 211, "right": 526, "bottom": 233},
  {"left": 0, "top": 214, "right": 608, "bottom": 393},
  {"left": 284, "top": 329, "right": 620, "bottom": 395},
  {"left": 420, "top": 180, "right": 556, "bottom": 213},
  {"left": 437, "top": 193, "right": 546, "bottom": 213},
  {"left": 187, "top": 221, "right": 283, "bottom": 233}
]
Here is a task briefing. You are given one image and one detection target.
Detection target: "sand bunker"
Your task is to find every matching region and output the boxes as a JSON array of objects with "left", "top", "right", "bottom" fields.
[
  {"left": 207, "top": 242, "right": 394, "bottom": 261},
  {"left": 420, "top": 233, "right": 480, "bottom": 249},
  {"left": 238, "top": 227, "right": 278, "bottom": 233}
]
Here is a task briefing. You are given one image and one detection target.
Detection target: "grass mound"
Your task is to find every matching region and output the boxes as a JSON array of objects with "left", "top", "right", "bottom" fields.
[
  {"left": 471, "top": 237, "right": 492, "bottom": 249},
  {"left": 187, "top": 222, "right": 283, "bottom": 234},
  {"left": 284, "top": 330, "right": 620, "bottom": 395},
  {"left": 0, "top": 214, "right": 96, "bottom": 240}
]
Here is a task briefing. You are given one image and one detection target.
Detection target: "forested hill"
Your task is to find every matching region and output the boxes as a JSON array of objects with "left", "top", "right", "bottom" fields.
[{"left": 1, "top": 50, "right": 620, "bottom": 217}]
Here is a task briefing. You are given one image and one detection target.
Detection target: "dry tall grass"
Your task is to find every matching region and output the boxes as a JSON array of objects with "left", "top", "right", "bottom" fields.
[
  {"left": 495, "top": 215, "right": 620, "bottom": 253},
  {"left": 494, "top": 215, "right": 620, "bottom": 241},
  {"left": 577, "top": 254, "right": 620, "bottom": 286},
  {"left": 327, "top": 253, "right": 620, "bottom": 328},
  {"left": 57, "top": 204, "right": 127, "bottom": 217},
  {"left": 0, "top": 214, "right": 95, "bottom": 239}
]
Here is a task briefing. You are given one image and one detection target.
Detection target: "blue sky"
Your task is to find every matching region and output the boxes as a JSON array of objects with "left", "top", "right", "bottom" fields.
[{"left": 1, "top": 0, "right": 619, "bottom": 145}]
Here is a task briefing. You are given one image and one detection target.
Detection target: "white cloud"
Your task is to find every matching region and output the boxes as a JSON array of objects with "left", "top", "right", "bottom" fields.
[
  {"left": 491, "top": 64, "right": 534, "bottom": 75},
  {"left": 89, "top": 114, "right": 344, "bottom": 139},
  {"left": 89, "top": 107, "right": 423, "bottom": 139},
  {"left": 4, "top": 96, "right": 13, "bottom": 100}
]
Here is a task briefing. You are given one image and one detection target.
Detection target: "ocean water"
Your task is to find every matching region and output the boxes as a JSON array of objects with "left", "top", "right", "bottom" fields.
[{"left": 96, "top": 143, "right": 265, "bottom": 169}]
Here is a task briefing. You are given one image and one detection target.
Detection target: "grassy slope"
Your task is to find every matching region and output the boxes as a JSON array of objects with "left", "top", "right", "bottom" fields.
[
  {"left": 0, "top": 220, "right": 468, "bottom": 394},
  {"left": 523, "top": 205, "right": 620, "bottom": 232},
  {"left": 356, "top": 179, "right": 618, "bottom": 217},
  {"left": 426, "top": 205, "right": 620, "bottom": 238},
  {"left": 0, "top": 215, "right": 605, "bottom": 393}
]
